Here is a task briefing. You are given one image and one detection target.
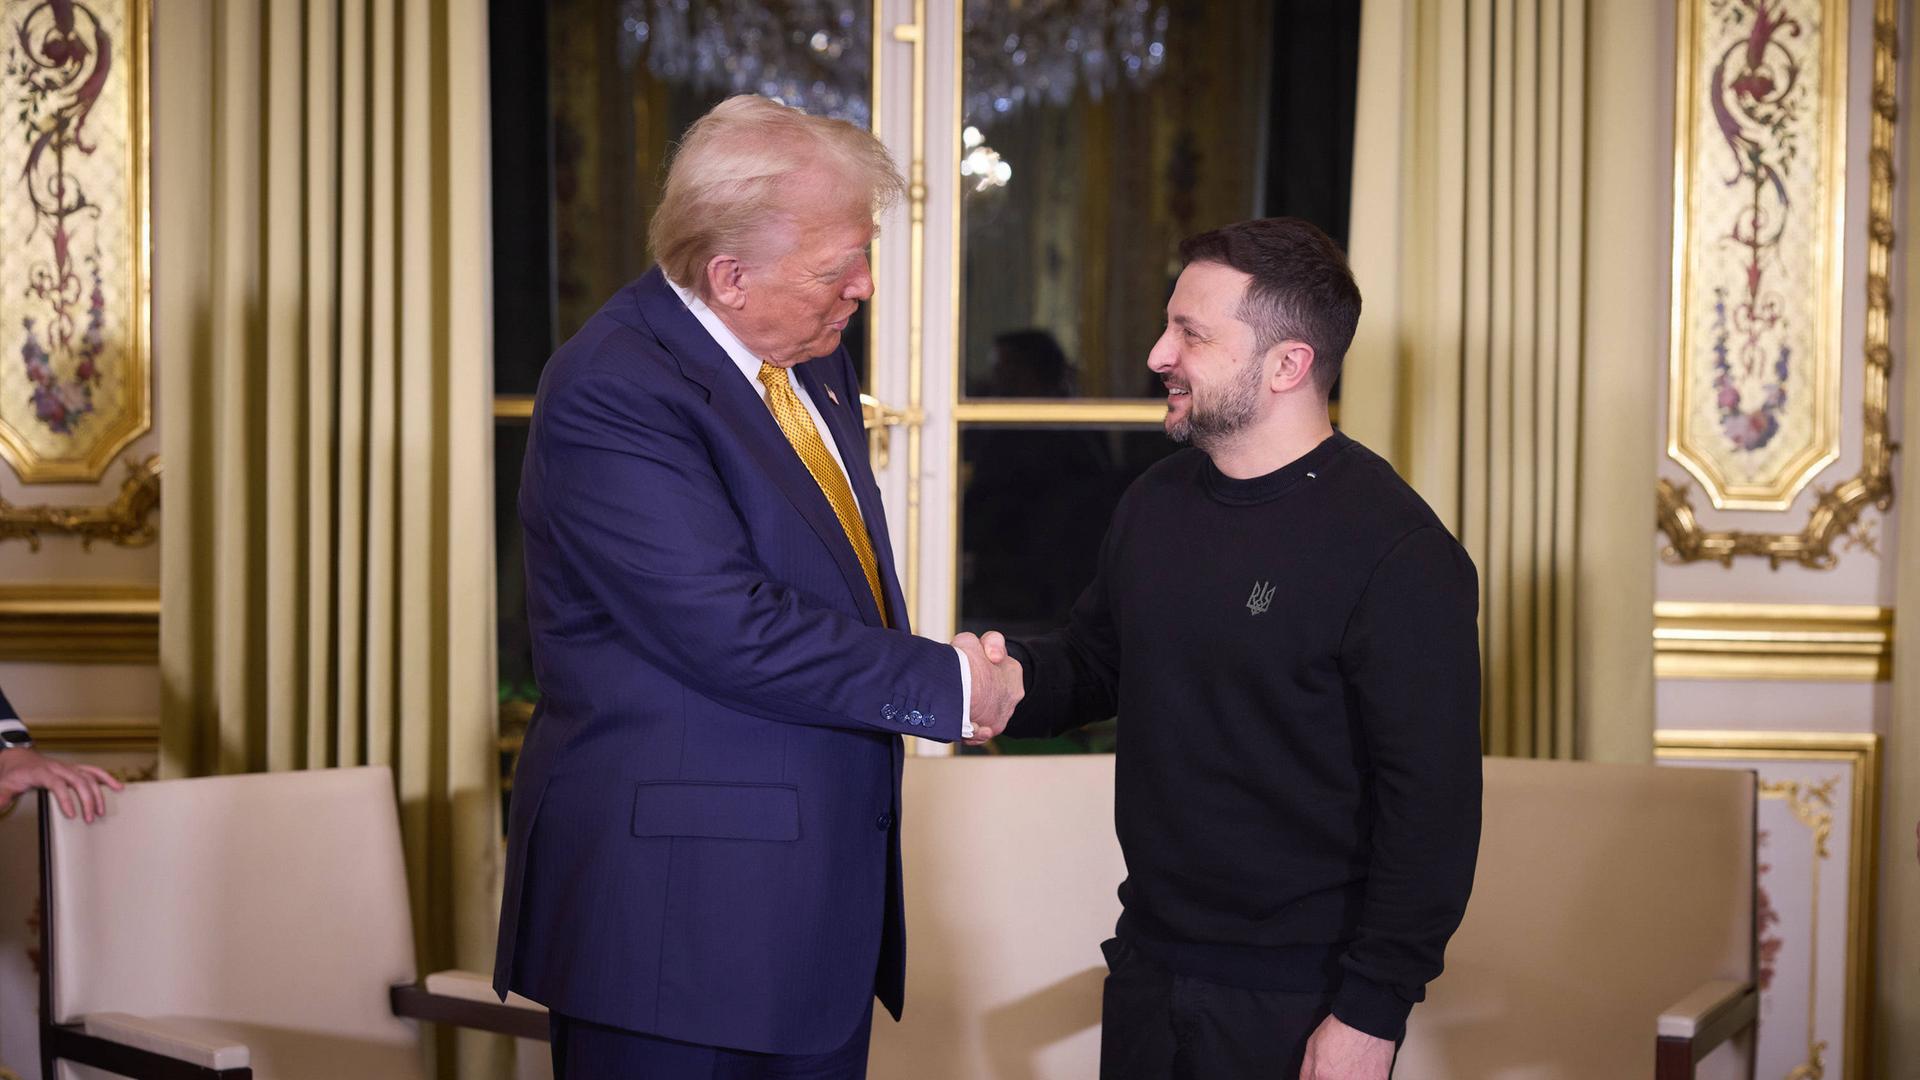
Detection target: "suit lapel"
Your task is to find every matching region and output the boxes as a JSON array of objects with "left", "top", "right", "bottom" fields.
[
  {"left": 795, "top": 360, "right": 909, "bottom": 631},
  {"left": 630, "top": 270, "right": 888, "bottom": 628}
]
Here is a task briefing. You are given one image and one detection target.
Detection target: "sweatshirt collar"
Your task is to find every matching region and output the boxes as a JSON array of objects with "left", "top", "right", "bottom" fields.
[{"left": 1201, "top": 431, "right": 1351, "bottom": 505}]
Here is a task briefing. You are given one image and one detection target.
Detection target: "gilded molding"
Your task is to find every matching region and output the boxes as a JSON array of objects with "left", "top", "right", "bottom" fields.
[
  {"left": 0, "top": 582, "right": 159, "bottom": 664},
  {"left": 19, "top": 721, "right": 160, "bottom": 752},
  {"left": 1653, "top": 601, "right": 1893, "bottom": 681},
  {"left": 0, "top": 454, "right": 160, "bottom": 551},
  {"left": 1655, "top": 731, "right": 1879, "bottom": 1078},
  {"left": 1656, "top": 0, "right": 1898, "bottom": 567}
]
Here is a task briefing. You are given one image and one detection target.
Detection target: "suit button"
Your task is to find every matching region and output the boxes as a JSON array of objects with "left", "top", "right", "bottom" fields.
[{"left": 876, "top": 813, "right": 894, "bottom": 831}]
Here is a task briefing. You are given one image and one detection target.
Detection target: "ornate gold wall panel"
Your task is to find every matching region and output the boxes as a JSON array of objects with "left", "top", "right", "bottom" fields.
[
  {"left": 1654, "top": 601, "right": 1892, "bottom": 681},
  {"left": 0, "top": 582, "right": 158, "bottom": 663},
  {"left": 1658, "top": 0, "right": 1898, "bottom": 566},
  {"left": 0, "top": 0, "right": 153, "bottom": 484},
  {"left": 0, "top": 453, "right": 158, "bottom": 549},
  {"left": 1668, "top": 0, "right": 1848, "bottom": 511}
]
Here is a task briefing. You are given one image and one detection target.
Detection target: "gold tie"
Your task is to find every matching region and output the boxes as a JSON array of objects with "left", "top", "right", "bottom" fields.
[{"left": 757, "top": 362, "right": 890, "bottom": 626}]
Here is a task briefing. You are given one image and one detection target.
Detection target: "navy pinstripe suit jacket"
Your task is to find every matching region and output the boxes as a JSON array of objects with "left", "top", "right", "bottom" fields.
[{"left": 494, "top": 268, "right": 964, "bottom": 1055}]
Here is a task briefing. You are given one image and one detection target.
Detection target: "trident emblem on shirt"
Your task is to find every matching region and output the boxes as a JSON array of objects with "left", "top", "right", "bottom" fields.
[{"left": 1247, "top": 581, "right": 1276, "bottom": 616}]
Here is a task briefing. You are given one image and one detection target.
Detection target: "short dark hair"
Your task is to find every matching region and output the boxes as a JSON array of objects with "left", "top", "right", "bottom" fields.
[{"left": 1177, "top": 218, "right": 1362, "bottom": 397}]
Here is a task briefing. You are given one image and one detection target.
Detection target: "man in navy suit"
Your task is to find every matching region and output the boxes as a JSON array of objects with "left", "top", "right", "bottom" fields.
[{"left": 494, "top": 96, "right": 1025, "bottom": 1078}]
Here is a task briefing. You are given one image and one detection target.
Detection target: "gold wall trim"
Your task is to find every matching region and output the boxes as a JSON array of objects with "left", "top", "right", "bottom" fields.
[
  {"left": 1657, "top": 0, "right": 1898, "bottom": 566},
  {"left": 1655, "top": 730, "right": 1879, "bottom": 1078},
  {"left": 1654, "top": 602, "right": 1893, "bottom": 681},
  {"left": 0, "top": 583, "right": 160, "bottom": 664},
  {"left": 954, "top": 400, "right": 1169, "bottom": 425},
  {"left": 24, "top": 721, "right": 160, "bottom": 752},
  {"left": 952, "top": 400, "right": 1343, "bottom": 427},
  {"left": 493, "top": 395, "right": 534, "bottom": 421},
  {"left": 0, "top": 453, "right": 161, "bottom": 550},
  {"left": 899, "top": 0, "right": 930, "bottom": 623}
]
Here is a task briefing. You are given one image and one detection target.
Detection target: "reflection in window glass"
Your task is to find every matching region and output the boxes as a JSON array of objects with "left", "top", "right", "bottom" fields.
[
  {"left": 496, "top": 423, "right": 536, "bottom": 705},
  {"left": 959, "top": 0, "right": 1359, "bottom": 399},
  {"left": 957, "top": 425, "right": 1181, "bottom": 754},
  {"left": 492, "top": 0, "right": 874, "bottom": 394}
]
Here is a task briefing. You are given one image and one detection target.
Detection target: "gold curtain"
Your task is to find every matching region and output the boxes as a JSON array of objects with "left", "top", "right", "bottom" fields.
[
  {"left": 1343, "top": 0, "right": 1661, "bottom": 762},
  {"left": 153, "top": 1, "right": 503, "bottom": 1075}
]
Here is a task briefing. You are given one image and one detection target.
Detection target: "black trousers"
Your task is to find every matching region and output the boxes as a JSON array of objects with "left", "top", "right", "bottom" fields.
[{"left": 1099, "top": 937, "right": 1391, "bottom": 1080}]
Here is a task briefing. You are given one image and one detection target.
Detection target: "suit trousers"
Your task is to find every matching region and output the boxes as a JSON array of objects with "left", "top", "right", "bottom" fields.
[
  {"left": 549, "top": 1008, "right": 873, "bottom": 1080},
  {"left": 1098, "top": 936, "right": 1396, "bottom": 1080}
]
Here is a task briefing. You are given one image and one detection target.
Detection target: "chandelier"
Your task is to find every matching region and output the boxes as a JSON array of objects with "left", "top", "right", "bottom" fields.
[
  {"left": 616, "top": 1, "right": 1172, "bottom": 132},
  {"left": 962, "top": 0, "right": 1170, "bottom": 126},
  {"left": 618, "top": 1, "right": 875, "bottom": 126}
]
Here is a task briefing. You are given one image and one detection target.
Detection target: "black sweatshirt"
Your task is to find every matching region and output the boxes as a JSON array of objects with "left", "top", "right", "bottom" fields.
[{"left": 1004, "top": 431, "right": 1482, "bottom": 1042}]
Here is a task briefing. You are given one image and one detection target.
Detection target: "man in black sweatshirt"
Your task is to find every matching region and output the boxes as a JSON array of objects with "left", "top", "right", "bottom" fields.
[{"left": 960, "top": 218, "right": 1481, "bottom": 1079}]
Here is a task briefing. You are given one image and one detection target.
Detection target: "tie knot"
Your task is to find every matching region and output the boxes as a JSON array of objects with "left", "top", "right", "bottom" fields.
[{"left": 757, "top": 362, "right": 790, "bottom": 391}]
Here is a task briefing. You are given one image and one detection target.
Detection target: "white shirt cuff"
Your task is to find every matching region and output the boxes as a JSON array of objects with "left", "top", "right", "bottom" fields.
[{"left": 954, "top": 646, "right": 974, "bottom": 740}]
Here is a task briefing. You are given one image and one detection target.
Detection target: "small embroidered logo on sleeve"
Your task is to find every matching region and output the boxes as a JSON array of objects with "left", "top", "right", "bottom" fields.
[{"left": 1247, "top": 581, "right": 1276, "bottom": 616}]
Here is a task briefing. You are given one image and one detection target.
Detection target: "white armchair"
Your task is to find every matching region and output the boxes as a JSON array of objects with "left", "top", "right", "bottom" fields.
[
  {"left": 1395, "top": 757, "right": 1759, "bottom": 1078},
  {"left": 873, "top": 755, "right": 1758, "bottom": 1079},
  {"left": 37, "top": 766, "right": 544, "bottom": 1080}
]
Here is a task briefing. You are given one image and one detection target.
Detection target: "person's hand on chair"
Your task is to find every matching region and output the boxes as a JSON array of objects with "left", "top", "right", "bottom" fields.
[{"left": 0, "top": 748, "right": 123, "bottom": 823}]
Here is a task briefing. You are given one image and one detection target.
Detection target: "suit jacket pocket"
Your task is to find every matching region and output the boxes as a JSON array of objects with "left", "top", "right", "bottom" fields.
[{"left": 631, "top": 780, "right": 801, "bottom": 841}]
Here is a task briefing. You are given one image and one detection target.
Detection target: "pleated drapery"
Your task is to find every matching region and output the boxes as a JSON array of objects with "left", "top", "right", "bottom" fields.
[
  {"left": 1343, "top": 0, "right": 1662, "bottom": 762},
  {"left": 154, "top": 1, "right": 502, "bottom": 1075}
]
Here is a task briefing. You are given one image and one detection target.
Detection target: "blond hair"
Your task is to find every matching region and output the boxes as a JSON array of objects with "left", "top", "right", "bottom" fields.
[{"left": 650, "top": 96, "right": 905, "bottom": 295}]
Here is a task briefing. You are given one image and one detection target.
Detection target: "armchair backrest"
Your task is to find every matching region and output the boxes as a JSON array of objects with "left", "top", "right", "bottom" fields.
[
  {"left": 872, "top": 756, "right": 1124, "bottom": 1079},
  {"left": 1397, "top": 756, "right": 1756, "bottom": 1077},
  {"left": 879, "top": 755, "right": 1755, "bottom": 1079},
  {"left": 43, "top": 765, "right": 420, "bottom": 1048}
]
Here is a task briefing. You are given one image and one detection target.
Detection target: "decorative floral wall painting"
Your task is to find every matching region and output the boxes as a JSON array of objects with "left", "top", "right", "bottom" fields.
[
  {"left": 0, "top": 0, "right": 148, "bottom": 484},
  {"left": 1669, "top": 0, "right": 1848, "bottom": 511}
]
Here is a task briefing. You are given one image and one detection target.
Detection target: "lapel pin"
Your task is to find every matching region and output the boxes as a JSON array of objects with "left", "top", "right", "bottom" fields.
[{"left": 826, "top": 387, "right": 840, "bottom": 406}]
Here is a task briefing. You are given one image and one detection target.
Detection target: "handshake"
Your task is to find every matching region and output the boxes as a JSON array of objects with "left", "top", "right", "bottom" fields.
[{"left": 952, "top": 631, "right": 1023, "bottom": 747}]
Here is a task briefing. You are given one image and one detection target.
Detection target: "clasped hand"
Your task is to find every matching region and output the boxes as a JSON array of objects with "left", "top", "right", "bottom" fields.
[{"left": 952, "top": 630, "right": 1021, "bottom": 746}]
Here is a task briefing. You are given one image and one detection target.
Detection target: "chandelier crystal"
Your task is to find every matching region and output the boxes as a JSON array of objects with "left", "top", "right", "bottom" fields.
[{"left": 617, "top": 1, "right": 1172, "bottom": 130}]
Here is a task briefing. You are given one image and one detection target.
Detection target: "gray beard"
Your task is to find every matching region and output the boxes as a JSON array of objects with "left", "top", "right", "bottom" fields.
[{"left": 1166, "top": 357, "right": 1265, "bottom": 451}]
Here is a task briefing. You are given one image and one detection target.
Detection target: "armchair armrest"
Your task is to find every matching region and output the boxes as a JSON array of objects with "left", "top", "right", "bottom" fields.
[
  {"left": 424, "top": 968, "right": 547, "bottom": 1012},
  {"left": 391, "top": 969, "right": 550, "bottom": 1041},
  {"left": 1655, "top": 979, "right": 1757, "bottom": 1080},
  {"left": 39, "top": 1012, "right": 253, "bottom": 1079},
  {"left": 84, "top": 1013, "right": 252, "bottom": 1070}
]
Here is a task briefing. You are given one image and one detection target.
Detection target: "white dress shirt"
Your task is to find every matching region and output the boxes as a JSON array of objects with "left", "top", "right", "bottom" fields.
[{"left": 667, "top": 279, "right": 975, "bottom": 738}]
